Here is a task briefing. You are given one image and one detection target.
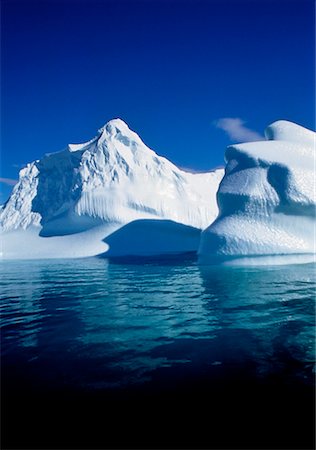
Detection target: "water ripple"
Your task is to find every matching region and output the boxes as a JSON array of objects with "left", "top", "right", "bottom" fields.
[{"left": 0, "top": 258, "right": 315, "bottom": 389}]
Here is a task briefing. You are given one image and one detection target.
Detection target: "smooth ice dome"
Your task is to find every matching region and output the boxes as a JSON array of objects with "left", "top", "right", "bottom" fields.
[
  {"left": 0, "top": 119, "right": 223, "bottom": 259},
  {"left": 199, "top": 120, "right": 316, "bottom": 265}
]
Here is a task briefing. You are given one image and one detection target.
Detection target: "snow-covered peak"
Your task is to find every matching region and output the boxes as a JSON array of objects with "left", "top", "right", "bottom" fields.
[
  {"left": 98, "top": 118, "right": 131, "bottom": 135},
  {"left": 67, "top": 118, "right": 142, "bottom": 153},
  {"left": 97, "top": 118, "right": 146, "bottom": 149},
  {"left": 0, "top": 119, "right": 224, "bottom": 241},
  {"left": 68, "top": 118, "right": 154, "bottom": 163}
]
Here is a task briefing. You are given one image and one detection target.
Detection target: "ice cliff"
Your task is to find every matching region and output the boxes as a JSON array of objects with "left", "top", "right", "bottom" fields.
[
  {"left": 1, "top": 119, "right": 223, "bottom": 259},
  {"left": 199, "top": 120, "right": 315, "bottom": 265}
]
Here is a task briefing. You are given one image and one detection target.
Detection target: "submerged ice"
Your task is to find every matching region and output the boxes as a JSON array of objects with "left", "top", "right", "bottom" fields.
[{"left": 199, "top": 120, "right": 315, "bottom": 264}]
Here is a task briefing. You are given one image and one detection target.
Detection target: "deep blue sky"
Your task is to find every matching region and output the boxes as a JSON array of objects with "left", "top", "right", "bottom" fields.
[{"left": 1, "top": 0, "right": 315, "bottom": 201}]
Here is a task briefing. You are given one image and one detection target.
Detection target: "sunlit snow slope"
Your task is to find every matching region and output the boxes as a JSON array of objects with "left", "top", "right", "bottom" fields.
[
  {"left": 199, "top": 121, "right": 315, "bottom": 265},
  {"left": 1, "top": 119, "right": 223, "bottom": 259}
]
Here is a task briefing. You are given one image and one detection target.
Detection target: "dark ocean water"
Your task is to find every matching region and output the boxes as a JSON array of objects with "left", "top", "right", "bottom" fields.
[{"left": 1, "top": 257, "right": 315, "bottom": 449}]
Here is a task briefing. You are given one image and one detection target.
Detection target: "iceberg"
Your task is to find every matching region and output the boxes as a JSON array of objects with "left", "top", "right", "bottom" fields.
[
  {"left": 198, "top": 120, "right": 316, "bottom": 265},
  {"left": 1, "top": 119, "right": 223, "bottom": 259}
]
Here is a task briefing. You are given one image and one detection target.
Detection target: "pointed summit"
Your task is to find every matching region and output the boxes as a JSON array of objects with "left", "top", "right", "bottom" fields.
[
  {"left": 1, "top": 115, "right": 223, "bottom": 250},
  {"left": 98, "top": 118, "right": 130, "bottom": 134},
  {"left": 97, "top": 118, "right": 144, "bottom": 148},
  {"left": 68, "top": 118, "right": 141, "bottom": 153}
]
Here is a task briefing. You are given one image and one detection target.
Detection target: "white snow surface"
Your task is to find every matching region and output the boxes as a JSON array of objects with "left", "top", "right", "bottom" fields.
[
  {"left": 199, "top": 120, "right": 316, "bottom": 265},
  {"left": 1, "top": 119, "right": 223, "bottom": 259}
]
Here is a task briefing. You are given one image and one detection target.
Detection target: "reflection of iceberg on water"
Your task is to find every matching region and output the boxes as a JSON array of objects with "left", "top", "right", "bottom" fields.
[{"left": 199, "top": 121, "right": 316, "bottom": 265}]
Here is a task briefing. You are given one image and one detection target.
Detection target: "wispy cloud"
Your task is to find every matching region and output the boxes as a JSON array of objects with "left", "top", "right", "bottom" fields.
[
  {"left": 0, "top": 177, "right": 18, "bottom": 186},
  {"left": 214, "top": 118, "right": 264, "bottom": 143}
]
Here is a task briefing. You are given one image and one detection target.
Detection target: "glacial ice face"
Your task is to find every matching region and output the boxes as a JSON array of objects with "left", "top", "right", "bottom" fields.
[
  {"left": 0, "top": 119, "right": 223, "bottom": 258},
  {"left": 199, "top": 120, "right": 316, "bottom": 264},
  {"left": 0, "top": 163, "right": 41, "bottom": 230}
]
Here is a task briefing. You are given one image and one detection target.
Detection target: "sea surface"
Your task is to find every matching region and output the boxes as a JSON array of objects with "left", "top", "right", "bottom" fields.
[{"left": 1, "top": 257, "right": 315, "bottom": 449}]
